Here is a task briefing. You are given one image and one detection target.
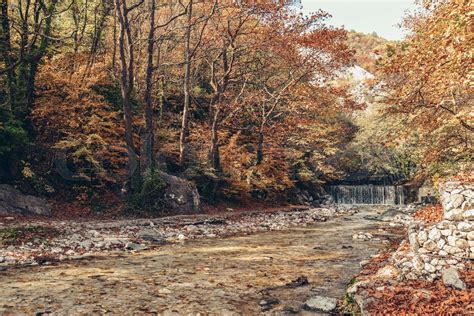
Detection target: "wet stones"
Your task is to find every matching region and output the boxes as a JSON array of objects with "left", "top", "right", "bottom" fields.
[
  {"left": 352, "top": 232, "right": 373, "bottom": 241},
  {"left": 259, "top": 297, "right": 280, "bottom": 311},
  {"left": 125, "top": 242, "right": 148, "bottom": 251}
]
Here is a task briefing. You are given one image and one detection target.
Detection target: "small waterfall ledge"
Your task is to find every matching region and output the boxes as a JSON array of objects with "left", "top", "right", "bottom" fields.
[{"left": 325, "top": 185, "right": 406, "bottom": 205}]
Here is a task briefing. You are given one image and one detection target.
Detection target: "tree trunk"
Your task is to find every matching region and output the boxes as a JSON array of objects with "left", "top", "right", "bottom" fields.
[
  {"left": 143, "top": 0, "right": 156, "bottom": 172},
  {"left": 0, "top": 0, "right": 15, "bottom": 112},
  {"left": 115, "top": 0, "right": 141, "bottom": 190},
  {"left": 179, "top": 0, "right": 193, "bottom": 166},
  {"left": 209, "top": 106, "right": 221, "bottom": 171},
  {"left": 256, "top": 123, "right": 265, "bottom": 165}
]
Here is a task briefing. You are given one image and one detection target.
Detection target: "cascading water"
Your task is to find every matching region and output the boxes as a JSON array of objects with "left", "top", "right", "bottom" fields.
[{"left": 325, "top": 185, "right": 406, "bottom": 205}]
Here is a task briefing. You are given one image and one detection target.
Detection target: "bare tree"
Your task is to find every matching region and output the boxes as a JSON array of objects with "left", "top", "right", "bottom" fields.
[
  {"left": 178, "top": 0, "right": 216, "bottom": 166},
  {"left": 114, "top": 0, "right": 144, "bottom": 190}
]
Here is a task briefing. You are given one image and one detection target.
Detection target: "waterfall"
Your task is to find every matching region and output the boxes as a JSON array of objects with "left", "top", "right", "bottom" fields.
[{"left": 325, "top": 185, "right": 406, "bottom": 205}]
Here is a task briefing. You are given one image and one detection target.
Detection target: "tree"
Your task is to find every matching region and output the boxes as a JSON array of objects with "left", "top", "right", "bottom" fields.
[
  {"left": 244, "top": 9, "right": 352, "bottom": 165},
  {"left": 0, "top": 0, "right": 59, "bottom": 120},
  {"left": 178, "top": 0, "right": 216, "bottom": 166},
  {"left": 114, "top": 0, "right": 143, "bottom": 190},
  {"left": 378, "top": 0, "right": 473, "bottom": 177}
]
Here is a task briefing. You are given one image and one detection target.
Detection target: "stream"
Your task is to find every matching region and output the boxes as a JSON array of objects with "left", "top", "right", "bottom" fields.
[{"left": 0, "top": 206, "right": 403, "bottom": 315}]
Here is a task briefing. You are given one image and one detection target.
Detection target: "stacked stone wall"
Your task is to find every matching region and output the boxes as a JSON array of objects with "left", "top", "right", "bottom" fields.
[{"left": 392, "top": 181, "right": 473, "bottom": 280}]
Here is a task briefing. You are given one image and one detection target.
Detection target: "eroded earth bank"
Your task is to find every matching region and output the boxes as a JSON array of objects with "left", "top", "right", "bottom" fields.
[{"left": 0, "top": 206, "right": 407, "bottom": 315}]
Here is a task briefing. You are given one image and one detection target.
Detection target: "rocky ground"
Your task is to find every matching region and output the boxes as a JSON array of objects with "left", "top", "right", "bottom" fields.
[
  {"left": 0, "top": 205, "right": 409, "bottom": 314},
  {"left": 344, "top": 200, "right": 474, "bottom": 315},
  {"left": 0, "top": 205, "right": 358, "bottom": 267}
]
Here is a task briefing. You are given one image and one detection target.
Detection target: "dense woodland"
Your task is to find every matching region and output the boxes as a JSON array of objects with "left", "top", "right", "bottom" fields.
[{"left": 0, "top": 0, "right": 472, "bottom": 215}]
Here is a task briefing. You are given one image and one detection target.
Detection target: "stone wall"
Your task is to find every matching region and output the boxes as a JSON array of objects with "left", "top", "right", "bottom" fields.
[{"left": 392, "top": 181, "right": 473, "bottom": 281}]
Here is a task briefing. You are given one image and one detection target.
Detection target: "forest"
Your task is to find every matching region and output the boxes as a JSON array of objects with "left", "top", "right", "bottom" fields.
[{"left": 1, "top": 0, "right": 471, "bottom": 215}]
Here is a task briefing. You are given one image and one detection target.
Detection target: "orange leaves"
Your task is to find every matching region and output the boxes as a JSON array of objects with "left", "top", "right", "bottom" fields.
[
  {"left": 376, "top": 0, "right": 473, "bottom": 177},
  {"left": 413, "top": 204, "right": 443, "bottom": 223},
  {"left": 32, "top": 54, "right": 128, "bottom": 186}
]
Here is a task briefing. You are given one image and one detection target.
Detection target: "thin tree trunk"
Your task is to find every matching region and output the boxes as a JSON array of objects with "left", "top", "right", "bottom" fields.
[
  {"left": 143, "top": 0, "right": 156, "bottom": 172},
  {"left": 256, "top": 122, "right": 265, "bottom": 165},
  {"left": 115, "top": 0, "right": 141, "bottom": 190},
  {"left": 0, "top": 0, "right": 15, "bottom": 111},
  {"left": 209, "top": 105, "right": 220, "bottom": 171},
  {"left": 179, "top": 0, "right": 193, "bottom": 166}
]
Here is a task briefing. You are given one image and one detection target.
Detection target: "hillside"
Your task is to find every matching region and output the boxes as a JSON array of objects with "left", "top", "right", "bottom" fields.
[{"left": 347, "top": 31, "right": 394, "bottom": 73}]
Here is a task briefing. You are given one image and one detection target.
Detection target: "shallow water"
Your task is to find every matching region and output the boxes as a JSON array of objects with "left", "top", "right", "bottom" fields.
[{"left": 0, "top": 206, "right": 402, "bottom": 315}]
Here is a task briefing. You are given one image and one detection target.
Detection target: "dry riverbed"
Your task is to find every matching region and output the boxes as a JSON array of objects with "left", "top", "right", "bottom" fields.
[
  {"left": 0, "top": 205, "right": 408, "bottom": 314},
  {"left": 0, "top": 206, "right": 357, "bottom": 267}
]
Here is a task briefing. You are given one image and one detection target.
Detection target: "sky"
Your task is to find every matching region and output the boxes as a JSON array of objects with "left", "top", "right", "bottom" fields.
[{"left": 300, "top": 0, "right": 416, "bottom": 40}]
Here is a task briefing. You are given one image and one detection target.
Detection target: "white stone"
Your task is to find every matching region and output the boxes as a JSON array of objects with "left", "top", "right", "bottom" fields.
[
  {"left": 467, "top": 231, "right": 474, "bottom": 241},
  {"left": 417, "top": 231, "right": 428, "bottom": 244},
  {"left": 428, "top": 228, "right": 441, "bottom": 241},
  {"left": 437, "top": 221, "right": 450, "bottom": 230},
  {"left": 413, "top": 256, "right": 424, "bottom": 271},
  {"left": 455, "top": 238, "right": 469, "bottom": 249},
  {"left": 437, "top": 239, "right": 446, "bottom": 249},
  {"left": 451, "top": 194, "right": 465, "bottom": 209},
  {"left": 423, "top": 240, "right": 438, "bottom": 252},
  {"left": 461, "top": 189, "right": 473, "bottom": 198},
  {"left": 424, "top": 263, "right": 436, "bottom": 273},
  {"left": 463, "top": 209, "right": 474, "bottom": 220},
  {"left": 447, "top": 246, "right": 462, "bottom": 255},
  {"left": 409, "top": 233, "right": 419, "bottom": 248},
  {"left": 457, "top": 221, "right": 472, "bottom": 232},
  {"left": 442, "top": 268, "right": 466, "bottom": 290},
  {"left": 461, "top": 200, "right": 474, "bottom": 211},
  {"left": 375, "top": 265, "right": 399, "bottom": 280},
  {"left": 441, "top": 229, "right": 452, "bottom": 237},
  {"left": 439, "top": 250, "right": 448, "bottom": 256},
  {"left": 447, "top": 236, "right": 457, "bottom": 247},
  {"left": 304, "top": 296, "right": 337, "bottom": 312},
  {"left": 444, "top": 209, "right": 464, "bottom": 221}
]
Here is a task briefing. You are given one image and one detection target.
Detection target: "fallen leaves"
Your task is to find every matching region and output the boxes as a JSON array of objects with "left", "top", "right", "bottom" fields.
[
  {"left": 413, "top": 204, "right": 443, "bottom": 223},
  {"left": 365, "top": 271, "right": 474, "bottom": 315}
]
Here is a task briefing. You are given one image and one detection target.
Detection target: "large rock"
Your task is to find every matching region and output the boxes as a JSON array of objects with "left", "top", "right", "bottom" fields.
[
  {"left": 159, "top": 172, "right": 200, "bottom": 214},
  {"left": 375, "top": 264, "right": 400, "bottom": 280},
  {"left": 442, "top": 268, "right": 466, "bottom": 290},
  {"left": 304, "top": 296, "right": 337, "bottom": 313},
  {"left": 0, "top": 184, "right": 51, "bottom": 216}
]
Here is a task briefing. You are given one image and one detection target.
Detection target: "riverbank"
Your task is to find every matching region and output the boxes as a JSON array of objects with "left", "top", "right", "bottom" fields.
[
  {"left": 0, "top": 205, "right": 405, "bottom": 314},
  {"left": 1, "top": 205, "right": 359, "bottom": 267},
  {"left": 344, "top": 200, "right": 474, "bottom": 315}
]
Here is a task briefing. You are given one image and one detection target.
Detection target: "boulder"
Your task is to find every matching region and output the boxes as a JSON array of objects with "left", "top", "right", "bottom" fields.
[
  {"left": 125, "top": 242, "right": 148, "bottom": 251},
  {"left": 442, "top": 268, "right": 466, "bottom": 290},
  {"left": 0, "top": 184, "right": 51, "bottom": 216},
  {"left": 159, "top": 172, "right": 200, "bottom": 214},
  {"left": 375, "top": 265, "right": 400, "bottom": 280},
  {"left": 304, "top": 296, "right": 337, "bottom": 313}
]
